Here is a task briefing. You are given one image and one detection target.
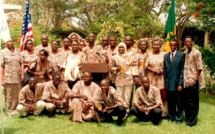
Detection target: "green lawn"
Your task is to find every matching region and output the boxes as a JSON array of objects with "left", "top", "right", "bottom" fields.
[{"left": 1, "top": 94, "right": 215, "bottom": 134}]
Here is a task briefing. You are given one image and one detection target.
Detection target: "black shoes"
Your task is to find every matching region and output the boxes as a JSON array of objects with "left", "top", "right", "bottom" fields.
[{"left": 117, "top": 118, "right": 123, "bottom": 126}]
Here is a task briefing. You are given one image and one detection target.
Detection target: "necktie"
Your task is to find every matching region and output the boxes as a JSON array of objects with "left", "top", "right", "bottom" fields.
[{"left": 171, "top": 52, "right": 174, "bottom": 62}]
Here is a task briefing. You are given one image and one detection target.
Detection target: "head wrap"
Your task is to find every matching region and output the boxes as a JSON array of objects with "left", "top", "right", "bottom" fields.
[{"left": 117, "top": 42, "right": 127, "bottom": 54}]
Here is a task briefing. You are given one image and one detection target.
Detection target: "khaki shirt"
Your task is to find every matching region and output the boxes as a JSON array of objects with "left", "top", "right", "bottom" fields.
[
  {"left": 20, "top": 50, "right": 38, "bottom": 72},
  {"left": 134, "top": 51, "right": 148, "bottom": 76},
  {"left": 71, "top": 81, "right": 101, "bottom": 102},
  {"left": 35, "top": 44, "right": 52, "bottom": 55},
  {"left": 101, "top": 86, "right": 123, "bottom": 107},
  {"left": 48, "top": 51, "right": 62, "bottom": 72},
  {"left": 19, "top": 83, "right": 45, "bottom": 104},
  {"left": 82, "top": 45, "right": 104, "bottom": 63},
  {"left": 134, "top": 85, "right": 162, "bottom": 114},
  {"left": 110, "top": 53, "right": 135, "bottom": 86},
  {"left": 184, "top": 47, "right": 204, "bottom": 88},
  {"left": 1, "top": 48, "right": 22, "bottom": 83},
  {"left": 145, "top": 51, "right": 166, "bottom": 89},
  {"left": 42, "top": 81, "right": 70, "bottom": 101},
  {"left": 127, "top": 47, "right": 138, "bottom": 55}
]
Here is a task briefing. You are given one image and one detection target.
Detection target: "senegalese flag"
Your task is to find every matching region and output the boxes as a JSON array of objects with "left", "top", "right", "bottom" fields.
[{"left": 164, "top": 0, "right": 176, "bottom": 52}]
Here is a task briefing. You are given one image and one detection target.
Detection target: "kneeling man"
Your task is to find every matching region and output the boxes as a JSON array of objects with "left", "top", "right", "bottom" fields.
[
  {"left": 98, "top": 79, "right": 126, "bottom": 126},
  {"left": 69, "top": 71, "right": 101, "bottom": 123},
  {"left": 42, "top": 73, "right": 70, "bottom": 115},
  {"left": 16, "top": 77, "right": 46, "bottom": 117},
  {"left": 131, "top": 76, "right": 162, "bottom": 125}
]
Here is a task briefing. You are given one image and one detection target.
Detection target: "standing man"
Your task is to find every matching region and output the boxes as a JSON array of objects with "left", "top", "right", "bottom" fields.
[
  {"left": 60, "top": 37, "right": 71, "bottom": 52},
  {"left": 131, "top": 76, "right": 162, "bottom": 125},
  {"left": 183, "top": 36, "right": 204, "bottom": 127},
  {"left": 35, "top": 35, "right": 51, "bottom": 54},
  {"left": 107, "top": 36, "right": 118, "bottom": 56},
  {"left": 164, "top": 39, "right": 185, "bottom": 124},
  {"left": 106, "top": 36, "right": 118, "bottom": 88},
  {"left": 124, "top": 35, "right": 137, "bottom": 55},
  {"left": 82, "top": 33, "right": 103, "bottom": 63},
  {"left": 101, "top": 36, "right": 109, "bottom": 50}
]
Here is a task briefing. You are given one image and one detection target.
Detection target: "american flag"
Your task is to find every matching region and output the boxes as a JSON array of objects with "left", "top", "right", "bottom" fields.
[{"left": 19, "top": 0, "right": 33, "bottom": 51}]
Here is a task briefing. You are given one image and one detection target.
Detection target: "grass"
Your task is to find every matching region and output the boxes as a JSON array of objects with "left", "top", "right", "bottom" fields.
[{"left": 1, "top": 93, "right": 215, "bottom": 134}]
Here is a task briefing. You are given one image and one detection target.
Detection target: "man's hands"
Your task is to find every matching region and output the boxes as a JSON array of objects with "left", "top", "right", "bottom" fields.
[
  {"left": 138, "top": 106, "right": 147, "bottom": 112},
  {"left": 55, "top": 100, "right": 68, "bottom": 108},
  {"left": 177, "top": 86, "right": 183, "bottom": 92},
  {"left": 103, "top": 107, "right": 110, "bottom": 112},
  {"left": 81, "top": 95, "right": 88, "bottom": 100},
  {"left": 26, "top": 104, "right": 34, "bottom": 113}
]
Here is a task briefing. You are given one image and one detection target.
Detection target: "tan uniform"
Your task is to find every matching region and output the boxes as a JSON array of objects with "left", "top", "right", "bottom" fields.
[
  {"left": 34, "top": 44, "right": 51, "bottom": 55},
  {"left": 20, "top": 50, "right": 38, "bottom": 72},
  {"left": 16, "top": 83, "right": 46, "bottom": 116},
  {"left": 134, "top": 85, "right": 162, "bottom": 115},
  {"left": 106, "top": 46, "right": 118, "bottom": 83},
  {"left": 101, "top": 86, "right": 123, "bottom": 113},
  {"left": 184, "top": 47, "right": 204, "bottom": 88},
  {"left": 29, "top": 59, "right": 52, "bottom": 83},
  {"left": 48, "top": 51, "right": 61, "bottom": 73},
  {"left": 42, "top": 81, "right": 71, "bottom": 113},
  {"left": 82, "top": 45, "right": 104, "bottom": 63},
  {"left": 69, "top": 81, "right": 101, "bottom": 122},
  {"left": 145, "top": 51, "right": 168, "bottom": 116},
  {"left": 110, "top": 53, "right": 135, "bottom": 112},
  {"left": 127, "top": 47, "right": 138, "bottom": 56},
  {"left": 183, "top": 47, "right": 204, "bottom": 126},
  {"left": 1, "top": 48, "right": 22, "bottom": 116},
  {"left": 135, "top": 51, "right": 148, "bottom": 76}
]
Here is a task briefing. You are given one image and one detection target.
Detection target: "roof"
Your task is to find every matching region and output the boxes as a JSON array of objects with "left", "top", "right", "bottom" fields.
[{"left": 2, "top": 4, "right": 22, "bottom": 13}]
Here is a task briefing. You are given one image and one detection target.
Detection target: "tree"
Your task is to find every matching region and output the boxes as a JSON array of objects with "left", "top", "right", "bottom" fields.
[{"left": 193, "top": 0, "right": 215, "bottom": 32}]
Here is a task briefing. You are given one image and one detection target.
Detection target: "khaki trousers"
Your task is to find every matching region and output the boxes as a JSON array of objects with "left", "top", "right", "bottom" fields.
[
  {"left": 4, "top": 83, "right": 21, "bottom": 116},
  {"left": 16, "top": 101, "right": 46, "bottom": 116},
  {"left": 116, "top": 85, "right": 133, "bottom": 113}
]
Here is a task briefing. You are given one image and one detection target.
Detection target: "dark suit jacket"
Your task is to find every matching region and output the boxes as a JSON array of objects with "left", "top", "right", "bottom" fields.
[{"left": 164, "top": 51, "right": 185, "bottom": 91}]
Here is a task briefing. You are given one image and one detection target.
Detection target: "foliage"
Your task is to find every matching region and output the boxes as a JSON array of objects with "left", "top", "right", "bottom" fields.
[
  {"left": 4, "top": 0, "right": 197, "bottom": 42},
  {"left": 201, "top": 65, "right": 215, "bottom": 95},
  {"left": 199, "top": 42, "right": 215, "bottom": 94},
  {"left": 193, "top": 0, "right": 215, "bottom": 32},
  {"left": 95, "top": 20, "right": 125, "bottom": 45}
]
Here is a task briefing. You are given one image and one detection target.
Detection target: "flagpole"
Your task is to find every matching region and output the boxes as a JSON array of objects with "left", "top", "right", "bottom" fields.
[{"left": 0, "top": 30, "right": 4, "bottom": 134}]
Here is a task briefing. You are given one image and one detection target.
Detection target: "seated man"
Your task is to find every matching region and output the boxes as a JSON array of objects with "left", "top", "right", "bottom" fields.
[
  {"left": 69, "top": 71, "right": 101, "bottom": 123},
  {"left": 42, "top": 73, "right": 70, "bottom": 115},
  {"left": 98, "top": 79, "right": 126, "bottom": 126},
  {"left": 131, "top": 76, "right": 162, "bottom": 125},
  {"left": 16, "top": 77, "right": 46, "bottom": 117}
]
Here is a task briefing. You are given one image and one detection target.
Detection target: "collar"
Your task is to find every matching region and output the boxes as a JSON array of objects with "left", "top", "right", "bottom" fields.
[{"left": 171, "top": 50, "right": 177, "bottom": 56}]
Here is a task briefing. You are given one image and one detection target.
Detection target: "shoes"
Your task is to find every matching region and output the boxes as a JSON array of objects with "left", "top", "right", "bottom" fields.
[
  {"left": 106, "top": 117, "right": 114, "bottom": 123},
  {"left": 187, "top": 123, "right": 197, "bottom": 127},
  {"left": 117, "top": 118, "right": 123, "bottom": 126},
  {"left": 7, "top": 110, "right": 19, "bottom": 116},
  {"left": 47, "top": 111, "right": 55, "bottom": 117},
  {"left": 123, "top": 113, "right": 128, "bottom": 120}
]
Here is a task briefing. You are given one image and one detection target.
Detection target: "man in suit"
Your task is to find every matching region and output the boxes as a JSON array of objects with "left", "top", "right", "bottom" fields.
[{"left": 164, "top": 39, "right": 185, "bottom": 124}]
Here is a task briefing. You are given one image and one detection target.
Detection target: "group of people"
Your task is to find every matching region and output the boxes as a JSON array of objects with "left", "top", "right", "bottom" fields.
[{"left": 1, "top": 32, "right": 204, "bottom": 127}]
